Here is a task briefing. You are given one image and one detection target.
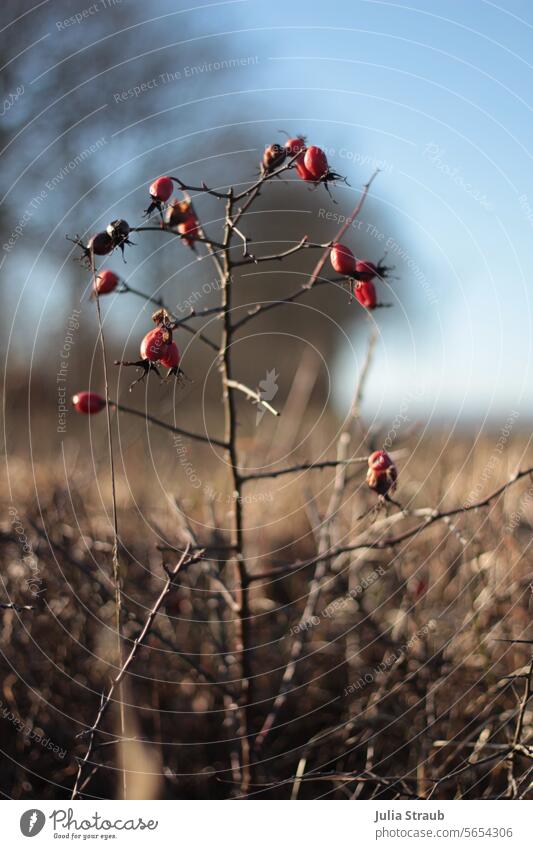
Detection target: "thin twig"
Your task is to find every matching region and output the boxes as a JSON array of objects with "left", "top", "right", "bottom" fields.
[
  {"left": 305, "top": 170, "right": 380, "bottom": 290},
  {"left": 110, "top": 400, "right": 228, "bottom": 449},
  {"left": 231, "top": 278, "right": 331, "bottom": 333},
  {"left": 220, "top": 189, "right": 253, "bottom": 795},
  {"left": 507, "top": 656, "right": 533, "bottom": 797},
  {"left": 252, "top": 322, "right": 376, "bottom": 754},
  {"left": 240, "top": 456, "right": 368, "bottom": 482},
  {"left": 277, "top": 464, "right": 533, "bottom": 574},
  {"left": 225, "top": 378, "right": 280, "bottom": 417},
  {"left": 71, "top": 545, "right": 201, "bottom": 799},
  {"left": 232, "top": 237, "right": 332, "bottom": 267}
]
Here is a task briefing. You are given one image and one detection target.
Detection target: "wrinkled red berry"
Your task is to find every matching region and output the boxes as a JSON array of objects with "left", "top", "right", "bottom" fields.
[
  {"left": 304, "top": 146, "right": 328, "bottom": 180},
  {"left": 140, "top": 327, "right": 171, "bottom": 362},
  {"left": 160, "top": 341, "right": 181, "bottom": 370},
  {"left": 150, "top": 176, "right": 173, "bottom": 203},
  {"left": 87, "top": 232, "right": 114, "bottom": 256},
  {"left": 72, "top": 391, "right": 106, "bottom": 414},
  {"left": 366, "top": 450, "right": 397, "bottom": 496},
  {"left": 262, "top": 143, "right": 286, "bottom": 175},
  {"left": 164, "top": 198, "right": 195, "bottom": 227},
  {"left": 355, "top": 259, "right": 378, "bottom": 281},
  {"left": 330, "top": 243, "right": 355, "bottom": 276},
  {"left": 284, "top": 136, "right": 306, "bottom": 161},
  {"left": 94, "top": 269, "right": 119, "bottom": 296},
  {"left": 295, "top": 160, "right": 317, "bottom": 182},
  {"left": 178, "top": 216, "right": 199, "bottom": 246},
  {"left": 354, "top": 279, "right": 377, "bottom": 309}
]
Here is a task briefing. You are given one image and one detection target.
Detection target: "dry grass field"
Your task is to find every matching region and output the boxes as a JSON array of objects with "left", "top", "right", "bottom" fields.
[{"left": 2, "top": 401, "right": 533, "bottom": 800}]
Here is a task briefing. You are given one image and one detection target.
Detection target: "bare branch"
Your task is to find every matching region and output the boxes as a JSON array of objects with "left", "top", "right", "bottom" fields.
[
  {"left": 306, "top": 169, "right": 380, "bottom": 290},
  {"left": 110, "top": 400, "right": 228, "bottom": 449},
  {"left": 71, "top": 546, "right": 202, "bottom": 799},
  {"left": 225, "top": 378, "right": 280, "bottom": 417},
  {"left": 240, "top": 456, "right": 368, "bottom": 482},
  {"left": 232, "top": 278, "right": 331, "bottom": 333},
  {"left": 232, "top": 237, "right": 332, "bottom": 268}
]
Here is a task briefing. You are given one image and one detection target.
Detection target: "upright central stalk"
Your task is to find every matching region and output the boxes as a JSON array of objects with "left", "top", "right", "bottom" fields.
[{"left": 220, "top": 190, "right": 252, "bottom": 794}]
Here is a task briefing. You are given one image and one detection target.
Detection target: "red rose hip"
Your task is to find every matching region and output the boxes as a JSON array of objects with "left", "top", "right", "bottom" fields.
[
  {"left": 330, "top": 243, "right": 355, "bottom": 276},
  {"left": 303, "top": 146, "right": 329, "bottom": 180},
  {"left": 160, "top": 341, "right": 181, "bottom": 370},
  {"left": 140, "top": 327, "right": 171, "bottom": 362},
  {"left": 284, "top": 136, "right": 306, "bottom": 161},
  {"left": 150, "top": 176, "right": 173, "bottom": 203},
  {"left": 366, "top": 450, "right": 397, "bottom": 496},
  {"left": 87, "top": 232, "right": 114, "bottom": 256},
  {"left": 72, "top": 391, "right": 106, "bottom": 414},
  {"left": 295, "top": 160, "right": 317, "bottom": 182},
  {"left": 93, "top": 269, "right": 119, "bottom": 296},
  {"left": 354, "top": 279, "right": 377, "bottom": 309},
  {"left": 355, "top": 259, "right": 378, "bottom": 281}
]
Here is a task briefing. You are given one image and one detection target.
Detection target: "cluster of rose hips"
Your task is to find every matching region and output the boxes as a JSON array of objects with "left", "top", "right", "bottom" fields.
[
  {"left": 261, "top": 135, "right": 342, "bottom": 186},
  {"left": 71, "top": 136, "right": 399, "bottom": 498},
  {"left": 145, "top": 177, "right": 200, "bottom": 245},
  {"left": 114, "top": 308, "right": 181, "bottom": 388},
  {"left": 68, "top": 177, "right": 201, "bottom": 269},
  {"left": 330, "top": 242, "right": 388, "bottom": 309}
]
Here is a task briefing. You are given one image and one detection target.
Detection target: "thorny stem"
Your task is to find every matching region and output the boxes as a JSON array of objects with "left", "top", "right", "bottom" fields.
[
  {"left": 305, "top": 169, "right": 380, "bottom": 291},
  {"left": 91, "top": 166, "right": 380, "bottom": 796},
  {"left": 231, "top": 237, "right": 332, "bottom": 267},
  {"left": 239, "top": 456, "right": 369, "bottom": 482},
  {"left": 90, "top": 250, "right": 127, "bottom": 801},
  {"left": 220, "top": 188, "right": 253, "bottom": 795}
]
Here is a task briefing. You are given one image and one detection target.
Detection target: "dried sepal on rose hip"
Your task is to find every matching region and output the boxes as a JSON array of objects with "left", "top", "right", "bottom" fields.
[
  {"left": 72, "top": 391, "right": 106, "bottom": 414},
  {"left": 354, "top": 258, "right": 392, "bottom": 282},
  {"left": 355, "top": 259, "right": 378, "bottom": 281},
  {"left": 366, "top": 450, "right": 397, "bottom": 496},
  {"left": 330, "top": 242, "right": 355, "bottom": 276},
  {"left": 145, "top": 176, "right": 174, "bottom": 215}
]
